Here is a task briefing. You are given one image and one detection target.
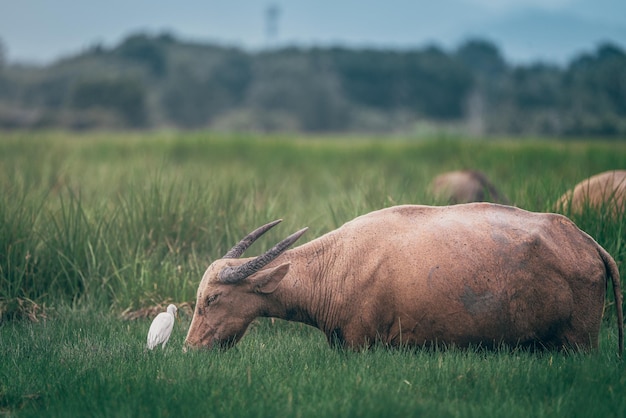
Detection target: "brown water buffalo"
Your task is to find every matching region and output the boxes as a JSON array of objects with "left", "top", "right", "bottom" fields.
[
  {"left": 429, "top": 170, "right": 509, "bottom": 205},
  {"left": 556, "top": 170, "right": 626, "bottom": 216},
  {"left": 185, "top": 204, "right": 623, "bottom": 355}
]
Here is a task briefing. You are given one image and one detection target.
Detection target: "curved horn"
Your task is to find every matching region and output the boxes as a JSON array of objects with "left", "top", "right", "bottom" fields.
[
  {"left": 219, "top": 227, "right": 308, "bottom": 284},
  {"left": 223, "top": 219, "right": 283, "bottom": 259}
]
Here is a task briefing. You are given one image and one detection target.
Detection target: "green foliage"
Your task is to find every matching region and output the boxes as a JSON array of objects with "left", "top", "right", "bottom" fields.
[
  {"left": 558, "top": 44, "right": 626, "bottom": 136},
  {"left": 0, "top": 132, "right": 625, "bottom": 322},
  {"left": 0, "top": 38, "right": 5, "bottom": 68},
  {"left": 0, "top": 185, "right": 47, "bottom": 315},
  {"left": 1, "top": 132, "right": 625, "bottom": 417},
  {"left": 162, "top": 54, "right": 252, "bottom": 127},
  {"left": 70, "top": 78, "right": 147, "bottom": 127},
  {"left": 327, "top": 46, "right": 472, "bottom": 119},
  {"left": 246, "top": 50, "right": 351, "bottom": 131},
  {"left": 455, "top": 39, "right": 507, "bottom": 79},
  {"left": 115, "top": 33, "right": 168, "bottom": 76},
  {"left": 1, "top": 313, "right": 625, "bottom": 417},
  {"left": 2, "top": 32, "right": 625, "bottom": 134}
]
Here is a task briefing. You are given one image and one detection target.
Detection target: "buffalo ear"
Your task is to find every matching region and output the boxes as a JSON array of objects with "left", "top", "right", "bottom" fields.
[{"left": 250, "top": 263, "right": 290, "bottom": 294}]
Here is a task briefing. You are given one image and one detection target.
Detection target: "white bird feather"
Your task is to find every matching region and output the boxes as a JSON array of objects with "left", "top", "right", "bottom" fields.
[{"left": 147, "top": 304, "right": 177, "bottom": 350}]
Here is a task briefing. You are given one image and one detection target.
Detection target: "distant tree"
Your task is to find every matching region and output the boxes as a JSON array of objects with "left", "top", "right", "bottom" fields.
[
  {"left": 329, "top": 46, "right": 471, "bottom": 119},
  {"left": 247, "top": 49, "right": 350, "bottom": 131},
  {"left": 455, "top": 39, "right": 507, "bottom": 79},
  {"left": 328, "top": 48, "right": 398, "bottom": 109},
  {"left": 1, "top": 31, "right": 624, "bottom": 135},
  {"left": 563, "top": 42, "right": 626, "bottom": 135},
  {"left": 484, "top": 64, "right": 565, "bottom": 136},
  {"left": 0, "top": 39, "right": 6, "bottom": 102},
  {"left": 588, "top": 44, "right": 626, "bottom": 115},
  {"left": 70, "top": 78, "right": 147, "bottom": 127},
  {"left": 0, "top": 38, "right": 5, "bottom": 68},
  {"left": 455, "top": 39, "right": 510, "bottom": 134},
  {"left": 162, "top": 52, "right": 251, "bottom": 128},
  {"left": 156, "top": 31, "right": 177, "bottom": 44},
  {"left": 408, "top": 46, "right": 473, "bottom": 118},
  {"left": 116, "top": 34, "right": 167, "bottom": 76},
  {"left": 510, "top": 64, "right": 563, "bottom": 109}
]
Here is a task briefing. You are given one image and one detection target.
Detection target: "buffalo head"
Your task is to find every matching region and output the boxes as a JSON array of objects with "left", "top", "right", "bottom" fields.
[{"left": 184, "top": 220, "right": 307, "bottom": 350}]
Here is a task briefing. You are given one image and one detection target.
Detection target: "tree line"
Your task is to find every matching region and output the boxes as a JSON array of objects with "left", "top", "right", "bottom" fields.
[{"left": 0, "top": 32, "right": 624, "bottom": 136}]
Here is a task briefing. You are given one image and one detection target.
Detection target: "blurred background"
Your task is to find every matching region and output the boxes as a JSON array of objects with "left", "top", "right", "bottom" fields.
[{"left": 0, "top": 0, "right": 625, "bottom": 136}]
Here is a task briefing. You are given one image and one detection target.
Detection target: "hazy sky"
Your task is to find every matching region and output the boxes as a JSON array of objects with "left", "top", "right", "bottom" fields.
[{"left": 1, "top": 0, "right": 624, "bottom": 65}]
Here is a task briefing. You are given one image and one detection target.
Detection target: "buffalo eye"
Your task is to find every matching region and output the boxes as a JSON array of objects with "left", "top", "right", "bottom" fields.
[{"left": 205, "top": 294, "right": 219, "bottom": 307}]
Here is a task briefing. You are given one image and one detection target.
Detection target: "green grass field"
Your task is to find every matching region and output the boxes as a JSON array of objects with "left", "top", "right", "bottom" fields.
[{"left": 1, "top": 131, "right": 625, "bottom": 417}]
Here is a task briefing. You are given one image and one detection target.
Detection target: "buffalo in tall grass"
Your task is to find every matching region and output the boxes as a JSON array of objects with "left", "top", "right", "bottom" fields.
[
  {"left": 429, "top": 170, "right": 509, "bottom": 205},
  {"left": 556, "top": 170, "right": 626, "bottom": 217},
  {"left": 185, "top": 204, "right": 623, "bottom": 355}
]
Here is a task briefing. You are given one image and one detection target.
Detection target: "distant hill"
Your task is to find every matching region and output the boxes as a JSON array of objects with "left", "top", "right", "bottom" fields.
[{"left": 0, "top": 32, "right": 624, "bottom": 137}]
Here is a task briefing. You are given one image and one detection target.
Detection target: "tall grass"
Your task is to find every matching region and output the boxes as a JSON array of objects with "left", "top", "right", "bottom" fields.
[
  {"left": 1, "top": 132, "right": 625, "bottom": 319},
  {"left": 1, "top": 132, "right": 626, "bottom": 417},
  {"left": 1, "top": 312, "right": 625, "bottom": 417}
]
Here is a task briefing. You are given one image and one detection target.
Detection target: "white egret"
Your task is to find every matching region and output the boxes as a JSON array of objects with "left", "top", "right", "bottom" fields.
[{"left": 146, "top": 304, "right": 178, "bottom": 350}]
